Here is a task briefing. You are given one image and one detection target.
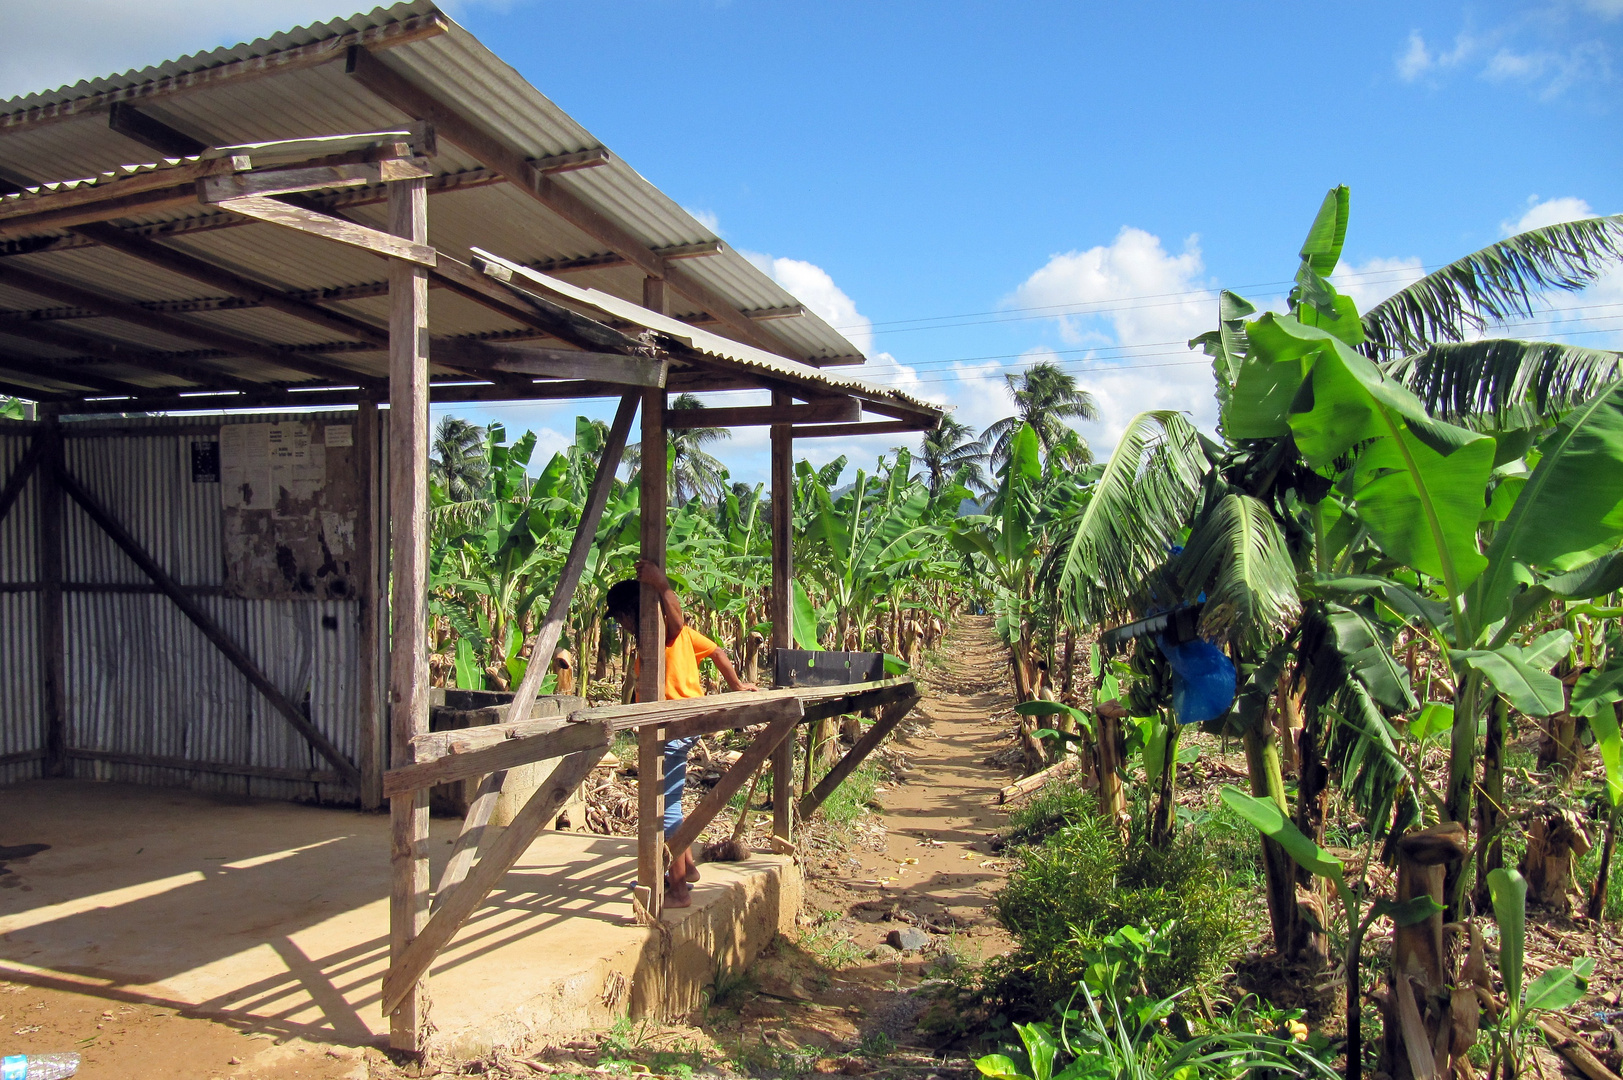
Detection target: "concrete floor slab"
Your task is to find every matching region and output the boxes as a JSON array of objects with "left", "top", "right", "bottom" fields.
[{"left": 0, "top": 780, "right": 798, "bottom": 1056}]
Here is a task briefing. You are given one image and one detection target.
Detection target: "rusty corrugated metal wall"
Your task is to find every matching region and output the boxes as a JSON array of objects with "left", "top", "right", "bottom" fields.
[{"left": 0, "top": 410, "right": 385, "bottom": 802}]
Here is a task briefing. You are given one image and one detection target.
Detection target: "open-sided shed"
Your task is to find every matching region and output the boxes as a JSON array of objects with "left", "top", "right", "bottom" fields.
[{"left": 0, "top": 2, "right": 939, "bottom": 1053}]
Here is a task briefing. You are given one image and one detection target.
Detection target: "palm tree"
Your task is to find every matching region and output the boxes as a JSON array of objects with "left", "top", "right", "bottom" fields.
[
  {"left": 980, "top": 360, "right": 1098, "bottom": 469},
  {"left": 430, "top": 416, "right": 488, "bottom": 502},
  {"left": 625, "top": 393, "right": 731, "bottom": 503},
  {"left": 919, "top": 415, "right": 990, "bottom": 495}
]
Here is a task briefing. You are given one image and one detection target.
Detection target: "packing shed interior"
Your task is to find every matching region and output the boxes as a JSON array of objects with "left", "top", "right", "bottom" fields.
[{"left": 0, "top": 1, "right": 941, "bottom": 1053}]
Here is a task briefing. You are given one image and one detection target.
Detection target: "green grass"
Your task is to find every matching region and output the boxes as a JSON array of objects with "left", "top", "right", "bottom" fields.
[
  {"left": 1576, "top": 819, "right": 1622, "bottom": 921},
  {"left": 1002, "top": 778, "right": 1094, "bottom": 847}
]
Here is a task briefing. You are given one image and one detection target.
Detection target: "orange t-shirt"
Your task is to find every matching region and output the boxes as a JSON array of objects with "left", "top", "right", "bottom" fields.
[{"left": 641, "top": 625, "right": 717, "bottom": 701}]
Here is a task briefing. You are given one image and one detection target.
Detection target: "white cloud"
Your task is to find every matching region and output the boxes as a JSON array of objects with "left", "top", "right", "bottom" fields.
[
  {"left": 1483, "top": 41, "right": 1611, "bottom": 99},
  {"left": 683, "top": 207, "right": 722, "bottom": 235},
  {"left": 1000, "top": 227, "right": 1221, "bottom": 454},
  {"left": 1397, "top": 31, "right": 1435, "bottom": 81},
  {"left": 1502, "top": 194, "right": 1595, "bottom": 234},
  {"left": 1583, "top": 0, "right": 1623, "bottom": 16},
  {"left": 1331, "top": 255, "right": 1426, "bottom": 312}
]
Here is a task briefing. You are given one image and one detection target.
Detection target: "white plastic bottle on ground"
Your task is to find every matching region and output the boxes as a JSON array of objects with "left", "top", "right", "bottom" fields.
[{"left": 1, "top": 1053, "right": 80, "bottom": 1080}]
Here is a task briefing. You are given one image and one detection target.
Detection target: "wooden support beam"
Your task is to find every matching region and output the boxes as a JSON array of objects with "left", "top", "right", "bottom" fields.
[
  {"left": 769, "top": 391, "right": 795, "bottom": 843},
  {"left": 0, "top": 187, "right": 203, "bottom": 240},
  {"left": 666, "top": 397, "right": 858, "bottom": 430},
  {"left": 431, "top": 339, "right": 664, "bottom": 387},
  {"left": 0, "top": 262, "right": 375, "bottom": 385},
  {"left": 797, "top": 691, "right": 919, "bottom": 820},
  {"left": 386, "top": 175, "right": 433, "bottom": 1051},
  {"left": 798, "top": 679, "right": 918, "bottom": 724},
  {"left": 107, "top": 102, "right": 207, "bottom": 156},
  {"left": 0, "top": 12, "right": 449, "bottom": 134},
  {"left": 383, "top": 718, "right": 609, "bottom": 797},
  {"left": 48, "top": 377, "right": 646, "bottom": 415},
  {"left": 379, "top": 745, "right": 604, "bottom": 1017},
  {"left": 71, "top": 223, "right": 391, "bottom": 346},
  {"left": 345, "top": 46, "right": 804, "bottom": 361},
  {"left": 0, "top": 157, "right": 248, "bottom": 225},
  {"left": 216, "top": 196, "right": 437, "bottom": 267},
  {"left": 0, "top": 432, "right": 44, "bottom": 528},
  {"left": 0, "top": 354, "right": 144, "bottom": 395},
  {"left": 37, "top": 412, "right": 65, "bottom": 777},
  {"left": 66, "top": 748, "right": 341, "bottom": 785},
  {"left": 636, "top": 381, "right": 667, "bottom": 922},
  {"left": 430, "top": 253, "right": 649, "bottom": 356},
  {"left": 53, "top": 464, "right": 362, "bottom": 786},
  {"left": 355, "top": 400, "right": 385, "bottom": 810},
  {"left": 789, "top": 420, "right": 923, "bottom": 439},
  {"left": 199, "top": 158, "right": 431, "bottom": 202},
  {"left": 664, "top": 699, "right": 804, "bottom": 860}
]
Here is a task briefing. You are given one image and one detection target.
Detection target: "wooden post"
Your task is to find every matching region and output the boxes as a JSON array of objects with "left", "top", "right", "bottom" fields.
[
  {"left": 355, "top": 399, "right": 385, "bottom": 810},
  {"left": 636, "top": 381, "right": 668, "bottom": 922},
  {"left": 386, "top": 176, "right": 432, "bottom": 1054},
  {"left": 37, "top": 407, "right": 65, "bottom": 778},
  {"left": 769, "top": 392, "right": 794, "bottom": 843}
]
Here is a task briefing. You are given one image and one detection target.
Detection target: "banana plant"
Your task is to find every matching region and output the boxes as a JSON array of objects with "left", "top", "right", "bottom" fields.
[
  {"left": 1486, "top": 868, "right": 1595, "bottom": 1080},
  {"left": 1222, "top": 788, "right": 1444, "bottom": 1080}
]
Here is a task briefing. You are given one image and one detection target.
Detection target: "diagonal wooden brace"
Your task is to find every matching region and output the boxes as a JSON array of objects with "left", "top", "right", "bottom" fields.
[
  {"left": 381, "top": 745, "right": 605, "bottom": 1017},
  {"left": 56, "top": 465, "right": 362, "bottom": 789},
  {"left": 433, "top": 768, "right": 505, "bottom": 912},
  {"left": 662, "top": 699, "right": 803, "bottom": 860},
  {"left": 797, "top": 691, "right": 919, "bottom": 821}
]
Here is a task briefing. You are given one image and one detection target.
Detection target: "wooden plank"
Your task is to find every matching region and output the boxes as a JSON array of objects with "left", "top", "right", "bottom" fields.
[
  {"left": 379, "top": 745, "right": 604, "bottom": 1016},
  {"left": 0, "top": 262, "right": 374, "bottom": 385},
  {"left": 434, "top": 769, "right": 505, "bottom": 912},
  {"left": 430, "top": 253, "right": 648, "bottom": 356},
  {"left": 665, "top": 397, "right": 858, "bottom": 430},
  {"left": 37, "top": 412, "right": 65, "bottom": 778},
  {"left": 0, "top": 13, "right": 449, "bottom": 133},
  {"left": 0, "top": 158, "right": 247, "bottom": 223},
  {"left": 432, "top": 339, "right": 664, "bottom": 387},
  {"left": 217, "top": 196, "right": 437, "bottom": 267},
  {"left": 0, "top": 749, "right": 46, "bottom": 768},
  {"left": 659, "top": 696, "right": 808, "bottom": 743},
  {"left": 798, "top": 692, "right": 919, "bottom": 820},
  {"left": 664, "top": 700, "right": 804, "bottom": 860},
  {"left": 500, "top": 393, "right": 638, "bottom": 727},
  {"left": 386, "top": 176, "right": 432, "bottom": 1053},
  {"left": 346, "top": 47, "right": 803, "bottom": 362},
  {"left": 53, "top": 464, "right": 361, "bottom": 784},
  {"left": 0, "top": 432, "right": 44, "bottom": 528},
  {"left": 798, "top": 680, "right": 917, "bottom": 723},
  {"left": 200, "top": 159, "right": 431, "bottom": 202},
  {"left": 789, "top": 420, "right": 922, "bottom": 439},
  {"left": 354, "top": 400, "right": 384, "bottom": 810},
  {"left": 0, "top": 188, "right": 201, "bottom": 241},
  {"left": 382, "top": 719, "right": 610, "bottom": 797},
  {"left": 73, "top": 222, "right": 389, "bottom": 346},
  {"left": 769, "top": 392, "right": 795, "bottom": 842},
  {"left": 636, "top": 381, "right": 667, "bottom": 921},
  {"left": 66, "top": 748, "right": 342, "bottom": 785},
  {"left": 0, "top": 355, "right": 147, "bottom": 396}
]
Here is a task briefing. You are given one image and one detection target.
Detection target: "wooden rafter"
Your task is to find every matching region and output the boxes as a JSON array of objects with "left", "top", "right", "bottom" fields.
[
  {"left": 666, "top": 397, "right": 859, "bottom": 429},
  {"left": 107, "top": 103, "right": 207, "bottom": 157},
  {"left": 431, "top": 339, "right": 665, "bottom": 387},
  {"left": 790, "top": 419, "right": 930, "bottom": 438},
  {"left": 0, "top": 319, "right": 258, "bottom": 389}
]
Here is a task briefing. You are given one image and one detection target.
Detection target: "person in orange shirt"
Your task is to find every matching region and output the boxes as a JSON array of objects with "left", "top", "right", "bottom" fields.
[{"left": 606, "top": 559, "right": 757, "bottom": 907}]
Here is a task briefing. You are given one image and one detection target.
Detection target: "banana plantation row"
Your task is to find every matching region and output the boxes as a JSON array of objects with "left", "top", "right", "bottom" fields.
[{"left": 425, "top": 188, "right": 1623, "bottom": 1080}]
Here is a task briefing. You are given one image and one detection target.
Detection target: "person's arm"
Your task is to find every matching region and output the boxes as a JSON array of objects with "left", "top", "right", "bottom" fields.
[
  {"left": 635, "top": 559, "right": 685, "bottom": 646},
  {"left": 709, "top": 647, "right": 757, "bottom": 693}
]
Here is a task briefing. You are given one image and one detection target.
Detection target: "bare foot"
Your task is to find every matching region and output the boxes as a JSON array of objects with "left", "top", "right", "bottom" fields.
[
  {"left": 685, "top": 864, "right": 700, "bottom": 883},
  {"left": 663, "top": 884, "right": 692, "bottom": 908}
]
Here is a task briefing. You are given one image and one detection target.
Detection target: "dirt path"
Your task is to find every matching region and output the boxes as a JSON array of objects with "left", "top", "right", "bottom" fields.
[{"left": 805, "top": 613, "right": 1020, "bottom": 955}]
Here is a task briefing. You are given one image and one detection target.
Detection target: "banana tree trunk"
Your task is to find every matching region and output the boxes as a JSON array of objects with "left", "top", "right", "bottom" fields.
[
  {"left": 1150, "top": 718, "right": 1179, "bottom": 849},
  {"left": 1589, "top": 802, "right": 1618, "bottom": 922},
  {"left": 1474, "top": 695, "right": 1508, "bottom": 913},
  {"left": 1095, "top": 701, "right": 1126, "bottom": 825},
  {"left": 1061, "top": 625, "right": 1077, "bottom": 698},
  {"left": 1244, "top": 724, "right": 1310, "bottom": 961}
]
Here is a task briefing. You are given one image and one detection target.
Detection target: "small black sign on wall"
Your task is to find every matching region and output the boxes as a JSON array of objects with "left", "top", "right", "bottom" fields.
[{"left": 191, "top": 440, "right": 220, "bottom": 483}]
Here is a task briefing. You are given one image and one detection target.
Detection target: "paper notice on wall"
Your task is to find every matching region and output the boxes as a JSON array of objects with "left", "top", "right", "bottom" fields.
[
  {"left": 324, "top": 424, "right": 353, "bottom": 447},
  {"left": 220, "top": 422, "right": 273, "bottom": 509}
]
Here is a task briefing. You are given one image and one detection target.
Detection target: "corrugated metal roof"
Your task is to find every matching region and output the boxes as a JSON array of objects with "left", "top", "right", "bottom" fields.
[{"left": 0, "top": 2, "right": 892, "bottom": 403}]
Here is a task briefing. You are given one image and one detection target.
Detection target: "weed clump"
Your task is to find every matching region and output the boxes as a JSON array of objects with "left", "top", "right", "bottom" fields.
[{"left": 985, "top": 807, "right": 1252, "bottom": 1015}]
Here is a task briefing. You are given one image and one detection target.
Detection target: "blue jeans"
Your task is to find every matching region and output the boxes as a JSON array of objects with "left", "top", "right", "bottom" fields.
[{"left": 662, "top": 735, "right": 698, "bottom": 841}]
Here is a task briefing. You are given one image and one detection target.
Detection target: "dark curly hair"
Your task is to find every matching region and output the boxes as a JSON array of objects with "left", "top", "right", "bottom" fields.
[{"left": 605, "top": 579, "right": 640, "bottom": 623}]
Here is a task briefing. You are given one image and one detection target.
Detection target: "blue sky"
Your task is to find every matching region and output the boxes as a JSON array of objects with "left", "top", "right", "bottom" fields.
[{"left": 5, "top": 1, "right": 1620, "bottom": 483}]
